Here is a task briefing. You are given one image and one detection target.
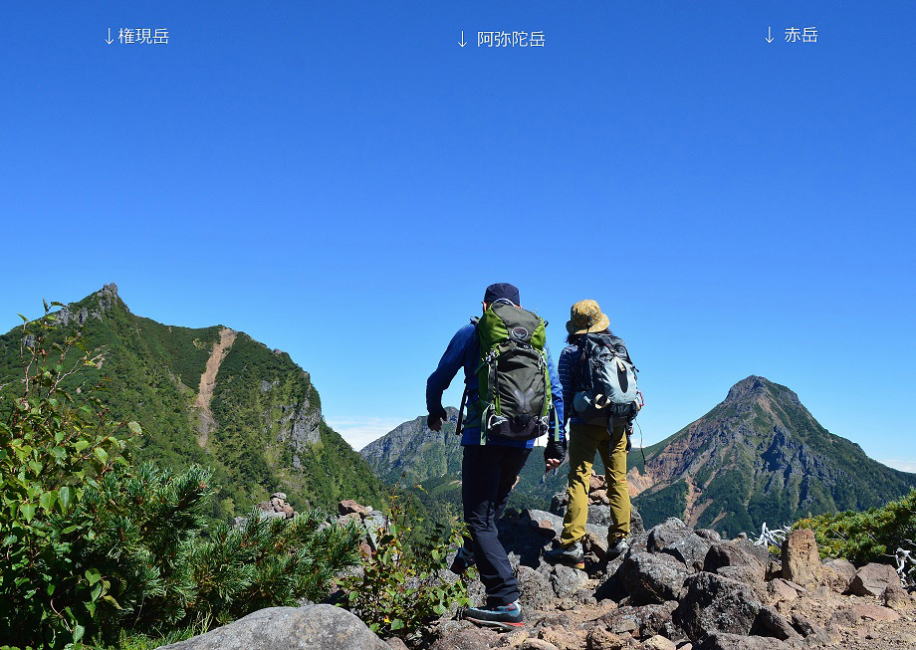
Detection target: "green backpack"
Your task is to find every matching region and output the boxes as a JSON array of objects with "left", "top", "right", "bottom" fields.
[{"left": 472, "top": 300, "right": 552, "bottom": 443}]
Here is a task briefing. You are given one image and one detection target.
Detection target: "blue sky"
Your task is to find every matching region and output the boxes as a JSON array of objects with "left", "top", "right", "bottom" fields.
[{"left": 2, "top": 2, "right": 914, "bottom": 469}]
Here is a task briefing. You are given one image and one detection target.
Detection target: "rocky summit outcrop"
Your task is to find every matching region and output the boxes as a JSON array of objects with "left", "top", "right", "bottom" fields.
[
  {"left": 629, "top": 376, "right": 916, "bottom": 536},
  {"left": 156, "top": 604, "right": 388, "bottom": 650}
]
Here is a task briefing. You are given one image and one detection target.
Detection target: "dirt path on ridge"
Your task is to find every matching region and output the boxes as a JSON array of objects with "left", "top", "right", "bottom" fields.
[{"left": 194, "top": 327, "right": 237, "bottom": 448}]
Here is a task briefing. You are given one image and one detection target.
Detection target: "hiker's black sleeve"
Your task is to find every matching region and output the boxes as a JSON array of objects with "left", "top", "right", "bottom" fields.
[{"left": 425, "top": 324, "right": 473, "bottom": 416}]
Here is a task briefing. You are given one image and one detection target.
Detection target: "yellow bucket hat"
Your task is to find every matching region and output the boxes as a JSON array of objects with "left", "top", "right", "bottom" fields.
[{"left": 566, "top": 299, "right": 610, "bottom": 335}]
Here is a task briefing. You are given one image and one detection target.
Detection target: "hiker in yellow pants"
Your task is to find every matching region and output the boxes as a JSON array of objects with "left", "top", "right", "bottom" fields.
[{"left": 545, "top": 300, "right": 635, "bottom": 567}]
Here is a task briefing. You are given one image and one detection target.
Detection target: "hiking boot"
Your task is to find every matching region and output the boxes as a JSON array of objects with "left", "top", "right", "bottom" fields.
[
  {"left": 544, "top": 540, "right": 585, "bottom": 569},
  {"left": 463, "top": 600, "right": 524, "bottom": 629},
  {"left": 606, "top": 537, "right": 629, "bottom": 561},
  {"left": 449, "top": 545, "right": 476, "bottom": 575}
]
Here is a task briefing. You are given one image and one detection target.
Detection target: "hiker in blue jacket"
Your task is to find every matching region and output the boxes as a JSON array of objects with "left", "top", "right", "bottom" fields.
[{"left": 426, "top": 282, "right": 565, "bottom": 629}]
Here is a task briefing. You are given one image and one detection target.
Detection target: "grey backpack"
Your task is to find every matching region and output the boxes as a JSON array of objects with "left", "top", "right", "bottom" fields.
[{"left": 572, "top": 333, "right": 641, "bottom": 428}]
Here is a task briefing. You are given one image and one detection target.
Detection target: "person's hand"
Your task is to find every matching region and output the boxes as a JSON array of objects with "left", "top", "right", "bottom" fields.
[
  {"left": 544, "top": 438, "right": 567, "bottom": 471},
  {"left": 427, "top": 407, "right": 448, "bottom": 432}
]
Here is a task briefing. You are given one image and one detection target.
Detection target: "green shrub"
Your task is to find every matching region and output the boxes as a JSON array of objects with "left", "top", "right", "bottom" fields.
[
  {"left": 0, "top": 304, "right": 361, "bottom": 648},
  {"left": 795, "top": 488, "right": 916, "bottom": 570},
  {"left": 343, "top": 497, "right": 473, "bottom": 639}
]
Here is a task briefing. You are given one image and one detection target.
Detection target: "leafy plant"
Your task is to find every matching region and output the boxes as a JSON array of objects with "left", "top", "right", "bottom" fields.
[
  {"left": 343, "top": 496, "right": 473, "bottom": 639},
  {"left": 795, "top": 488, "right": 916, "bottom": 568},
  {"left": 0, "top": 303, "right": 362, "bottom": 648}
]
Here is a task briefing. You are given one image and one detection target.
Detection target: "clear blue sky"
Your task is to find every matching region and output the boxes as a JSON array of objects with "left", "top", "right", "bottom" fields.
[{"left": 2, "top": 2, "right": 914, "bottom": 469}]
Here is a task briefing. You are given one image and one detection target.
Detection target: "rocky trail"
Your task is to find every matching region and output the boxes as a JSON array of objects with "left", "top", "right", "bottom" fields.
[
  {"left": 193, "top": 327, "right": 236, "bottom": 447},
  {"left": 162, "top": 475, "right": 916, "bottom": 650}
]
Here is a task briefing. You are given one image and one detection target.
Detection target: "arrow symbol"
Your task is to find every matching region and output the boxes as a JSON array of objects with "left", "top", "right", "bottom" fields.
[
  {"left": 765, "top": 26, "right": 774, "bottom": 43},
  {"left": 105, "top": 27, "right": 114, "bottom": 45},
  {"left": 458, "top": 30, "right": 467, "bottom": 48}
]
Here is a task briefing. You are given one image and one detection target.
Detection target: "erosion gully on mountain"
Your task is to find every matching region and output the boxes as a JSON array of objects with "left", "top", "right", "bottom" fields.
[{"left": 194, "top": 327, "right": 237, "bottom": 447}]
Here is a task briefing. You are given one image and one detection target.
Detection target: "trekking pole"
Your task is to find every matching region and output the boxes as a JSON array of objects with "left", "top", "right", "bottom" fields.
[{"left": 455, "top": 384, "right": 468, "bottom": 437}]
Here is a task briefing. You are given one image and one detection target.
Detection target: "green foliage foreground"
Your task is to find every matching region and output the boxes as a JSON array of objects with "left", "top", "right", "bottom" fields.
[
  {"left": 795, "top": 487, "right": 916, "bottom": 583},
  {"left": 0, "top": 305, "right": 360, "bottom": 648}
]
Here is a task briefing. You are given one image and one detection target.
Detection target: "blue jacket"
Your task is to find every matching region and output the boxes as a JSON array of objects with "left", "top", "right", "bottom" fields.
[{"left": 426, "top": 321, "right": 565, "bottom": 447}]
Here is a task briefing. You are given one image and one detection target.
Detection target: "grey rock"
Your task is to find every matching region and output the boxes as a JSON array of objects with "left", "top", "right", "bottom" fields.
[
  {"left": 695, "top": 529, "right": 721, "bottom": 542},
  {"left": 549, "top": 564, "right": 589, "bottom": 599},
  {"left": 696, "top": 633, "right": 792, "bottom": 650},
  {"left": 156, "top": 604, "right": 388, "bottom": 650},
  {"left": 600, "top": 601, "right": 680, "bottom": 638},
  {"left": 517, "top": 565, "right": 556, "bottom": 611},
  {"left": 618, "top": 551, "right": 690, "bottom": 604},
  {"left": 428, "top": 621, "right": 500, "bottom": 650},
  {"left": 715, "top": 565, "right": 767, "bottom": 600},
  {"left": 846, "top": 562, "right": 900, "bottom": 597},
  {"left": 703, "top": 542, "right": 765, "bottom": 582},
  {"left": 647, "top": 517, "right": 711, "bottom": 572},
  {"left": 673, "top": 572, "right": 762, "bottom": 642},
  {"left": 821, "top": 557, "right": 856, "bottom": 593},
  {"left": 751, "top": 605, "right": 799, "bottom": 640}
]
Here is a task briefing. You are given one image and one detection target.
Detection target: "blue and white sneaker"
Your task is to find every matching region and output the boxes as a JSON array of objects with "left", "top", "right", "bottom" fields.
[{"left": 462, "top": 600, "right": 524, "bottom": 629}]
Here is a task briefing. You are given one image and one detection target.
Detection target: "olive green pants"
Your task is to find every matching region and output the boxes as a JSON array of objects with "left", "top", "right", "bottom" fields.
[{"left": 559, "top": 422, "right": 631, "bottom": 546}]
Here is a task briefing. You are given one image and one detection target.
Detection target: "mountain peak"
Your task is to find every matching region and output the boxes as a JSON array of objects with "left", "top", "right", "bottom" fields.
[{"left": 724, "top": 375, "right": 800, "bottom": 407}]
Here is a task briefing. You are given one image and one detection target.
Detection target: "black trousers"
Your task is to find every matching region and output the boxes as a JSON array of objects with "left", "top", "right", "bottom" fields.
[{"left": 462, "top": 444, "right": 532, "bottom": 606}]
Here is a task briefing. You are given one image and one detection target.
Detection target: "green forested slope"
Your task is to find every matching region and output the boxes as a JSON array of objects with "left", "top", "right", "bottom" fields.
[{"left": 0, "top": 285, "right": 385, "bottom": 517}]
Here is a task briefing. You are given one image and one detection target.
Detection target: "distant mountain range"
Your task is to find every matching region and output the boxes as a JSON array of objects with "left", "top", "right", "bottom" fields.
[
  {"left": 0, "top": 285, "right": 386, "bottom": 516},
  {"left": 362, "top": 376, "right": 916, "bottom": 536}
]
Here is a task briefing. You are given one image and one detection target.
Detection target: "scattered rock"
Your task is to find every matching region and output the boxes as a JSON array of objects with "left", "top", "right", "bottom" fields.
[
  {"left": 520, "top": 639, "right": 559, "bottom": 650},
  {"left": 694, "top": 529, "right": 721, "bottom": 543},
  {"left": 881, "top": 582, "right": 912, "bottom": 611},
  {"left": 584, "top": 627, "right": 628, "bottom": 650},
  {"left": 384, "top": 638, "right": 409, "bottom": 650},
  {"left": 766, "top": 578, "right": 804, "bottom": 604},
  {"left": 750, "top": 605, "right": 798, "bottom": 640},
  {"left": 255, "top": 493, "right": 297, "bottom": 520},
  {"left": 702, "top": 542, "right": 765, "bottom": 582},
  {"left": 647, "top": 518, "right": 710, "bottom": 572},
  {"left": 642, "top": 635, "right": 677, "bottom": 650},
  {"left": 430, "top": 624, "right": 501, "bottom": 650},
  {"left": 338, "top": 499, "right": 370, "bottom": 517},
  {"left": 539, "top": 626, "right": 584, "bottom": 650},
  {"left": 714, "top": 566, "right": 766, "bottom": 599},
  {"left": 156, "top": 604, "right": 388, "bottom": 650},
  {"left": 695, "top": 633, "right": 791, "bottom": 650},
  {"left": 619, "top": 552, "right": 690, "bottom": 604},
  {"left": 829, "top": 602, "right": 901, "bottom": 626},
  {"left": 601, "top": 602, "right": 679, "bottom": 638},
  {"left": 517, "top": 565, "right": 556, "bottom": 611},
  {"left": 550, "top": 564, "right": 589, "bottom": 599},
  {"left": 820, "top": 557, "right": 856, "bottom": 593},
  {"left": 673, "top": 572, "right": 762, "bottom": 641},
  {"left": 846, "top": 562, "right": 900, "bottom": 597},
  {"left": 780, "top": 528, "right": 820, "bottom": 588}
]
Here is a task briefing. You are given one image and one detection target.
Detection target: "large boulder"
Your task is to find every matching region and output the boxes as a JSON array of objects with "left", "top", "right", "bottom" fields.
[
  {"left": 157, "top": 604, "right": 388, "bottom": 650},
  {"left": 646, "top": 517, "right": 710, "bottom": 572},
  {"left": 702, "top": 542, "right": 765, "bottom": 582},
  {"left": 780, "top": 528, "right": 820, "bottom": 588},
  {"left": 618, "top": 551, "right": 690, "bottom": 604},
  {"left": 846, "top": 562, "right": 900, "bottom": 597},
  {"left": 673, "top": 572, "right": 762, "bottom": 642}
]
